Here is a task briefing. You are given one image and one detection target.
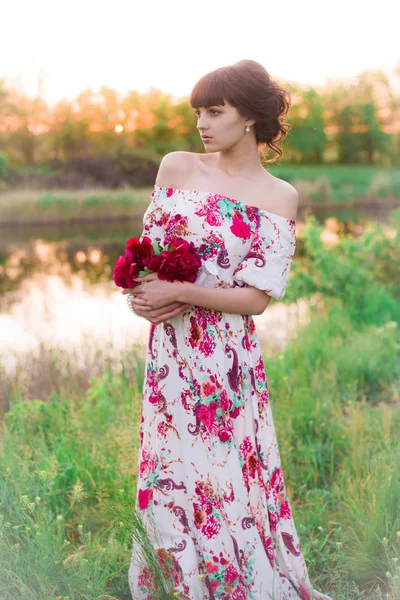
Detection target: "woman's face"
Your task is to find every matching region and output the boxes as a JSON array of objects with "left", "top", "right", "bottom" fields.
[{"left": 194, "top": 99, "right": 251, "bottom": 151}]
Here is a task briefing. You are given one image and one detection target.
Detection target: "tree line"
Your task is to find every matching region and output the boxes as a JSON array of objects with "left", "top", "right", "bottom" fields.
[{"left": 0, "top": 65, "right": 400, "bottom": 170}]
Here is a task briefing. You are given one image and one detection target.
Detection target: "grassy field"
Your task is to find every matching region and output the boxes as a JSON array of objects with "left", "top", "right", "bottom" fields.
[
  {"left": 0, "top": 165, "right": 399, "bottom": 226},
  {"left": 0, "top": 212, "right": 399, "bottom": 599}
]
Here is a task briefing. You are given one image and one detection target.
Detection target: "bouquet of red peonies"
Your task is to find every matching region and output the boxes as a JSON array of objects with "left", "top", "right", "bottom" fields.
[{"left": 113, "top": 235, "right": 203, "bottom": 289}]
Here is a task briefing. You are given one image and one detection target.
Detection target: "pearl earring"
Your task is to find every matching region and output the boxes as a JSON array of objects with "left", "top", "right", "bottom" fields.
[{"left": 245, "top": 126, "right": 250, "bottom": 133}]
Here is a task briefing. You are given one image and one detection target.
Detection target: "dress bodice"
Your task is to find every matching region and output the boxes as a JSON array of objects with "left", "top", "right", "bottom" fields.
[{"left": 140, "top": 185, "right": 296, "bottom": 300}]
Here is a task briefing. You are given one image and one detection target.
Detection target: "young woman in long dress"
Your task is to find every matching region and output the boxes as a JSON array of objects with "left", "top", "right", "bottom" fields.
[{"left": 124, "top": 59, "right": 333, "bottom": 600}]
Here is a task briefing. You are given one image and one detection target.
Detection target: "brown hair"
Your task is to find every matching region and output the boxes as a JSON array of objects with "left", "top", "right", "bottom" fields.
[{"left": 189, "top": 59, "right": 291, "bottom": 163}]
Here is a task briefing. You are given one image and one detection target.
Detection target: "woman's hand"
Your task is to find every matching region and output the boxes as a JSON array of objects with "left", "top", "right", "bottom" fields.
[{"left": 121, "top": 272, "right": 190, "bottom": 324}]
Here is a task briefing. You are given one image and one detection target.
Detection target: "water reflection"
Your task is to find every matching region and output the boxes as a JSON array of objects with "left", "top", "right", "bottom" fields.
[{"left": 0, "top": 253, "right": 312, "bottom": 370}]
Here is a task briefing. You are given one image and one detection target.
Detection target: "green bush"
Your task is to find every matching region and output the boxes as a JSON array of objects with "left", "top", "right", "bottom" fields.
[
  {"left": 0, "top": 151, "right": 8, "bottom": 181},
  {"left": 114, "top": 147, "right": 161, "bottom": 187}
]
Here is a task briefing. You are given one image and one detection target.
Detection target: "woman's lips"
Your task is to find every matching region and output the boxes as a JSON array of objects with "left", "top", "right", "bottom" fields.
[{"left": 201, "top": 137, "right": 212, "bottom": 143}]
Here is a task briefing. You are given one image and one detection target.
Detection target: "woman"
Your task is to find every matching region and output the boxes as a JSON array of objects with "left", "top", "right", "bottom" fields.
[{"left": 124, "top": 59, "right": 333, "bottom": 600}]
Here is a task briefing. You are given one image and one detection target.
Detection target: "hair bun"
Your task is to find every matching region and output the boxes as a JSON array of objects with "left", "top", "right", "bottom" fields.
[{"left": 190, "top": 59, "right": 291, "bottom": 162}]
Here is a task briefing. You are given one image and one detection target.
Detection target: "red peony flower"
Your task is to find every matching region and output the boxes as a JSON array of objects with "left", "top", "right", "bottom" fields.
[
  {"left": 113, "top": 255, "right": 139, "bottom": 288},
  {"left": 143, "top": 253, "right": 163, "bottom": 271},
  {"left": 113, "top": 233, "right": 202, "bottom": 289},
  {"left": 124, "top": 235, "right": 154, "bottom": 270},
  {"left": 158, "top": 237, "right": 202, "bottom": 283}
]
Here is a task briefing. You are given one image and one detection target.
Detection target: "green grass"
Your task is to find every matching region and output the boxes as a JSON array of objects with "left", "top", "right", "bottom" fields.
[
  {"left": 0, "top": 304, "right": 399, "bottom": 599},
  {"left": 269, "top": 165, "right": 400, "bottom": 204},
  {"left": 1, "top": 166, "right": 400, "bottom": 226},
  {"left": 0, "top": 188, "right": 151, "bottom": 226}
]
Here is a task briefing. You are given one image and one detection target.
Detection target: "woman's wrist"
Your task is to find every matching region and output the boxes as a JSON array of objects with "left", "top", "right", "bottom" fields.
[{"left": 175, "top": 281, "right": 196, "bottom": 304}]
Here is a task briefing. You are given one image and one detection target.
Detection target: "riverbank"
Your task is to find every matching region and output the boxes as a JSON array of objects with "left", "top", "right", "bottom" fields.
[{"left": 1, "top": 164, "right": 400, "bottom": 227}]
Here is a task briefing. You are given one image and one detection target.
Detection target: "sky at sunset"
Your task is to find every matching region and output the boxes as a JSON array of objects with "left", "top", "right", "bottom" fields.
[{"left": 3, "top": 0, "right": 400, "bottom": 106}]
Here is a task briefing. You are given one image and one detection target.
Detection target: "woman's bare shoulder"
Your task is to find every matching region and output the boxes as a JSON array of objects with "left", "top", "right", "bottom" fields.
[
  {"left": 266, "top": 175, "right": 299, "bottom": 220},
  {"left": 155, "top": 151, "right": 199, "bottom": 187}
]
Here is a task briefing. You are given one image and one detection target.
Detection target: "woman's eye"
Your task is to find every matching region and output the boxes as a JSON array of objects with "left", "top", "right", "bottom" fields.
[{"left": 195, "top": 110, "right": 219, "bottom": 117}]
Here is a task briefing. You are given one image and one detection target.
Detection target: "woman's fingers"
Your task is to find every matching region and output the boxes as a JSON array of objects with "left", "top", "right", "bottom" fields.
[
  {"left": 151, "top": 304, "right": 190, "bottom": 324},
  {"left": 132, "top": 302, "right": 190, "bottom": 323},
  {"left": 132, "top": 300, "right": 184, "bottom": 315},
  {"left": 133, "top": 297, "right": 150, "bottom": 308}
]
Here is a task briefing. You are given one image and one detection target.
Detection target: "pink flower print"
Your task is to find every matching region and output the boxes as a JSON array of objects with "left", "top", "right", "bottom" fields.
[
  {"left": 230, "top": 406, "right": 240, "bottom": 419},
  {"left": 230, "top": 215, "right": 251, "bottom": 240},
  {"left": 209, "top": 578, "right": 221, "bottom": 593},
  {"left": 202, "top": 515, "right": 221, "bottom": 538},
  {"left": 199, "top": 331, "right": 216, "bottom": 357},
  {"left": 249, "top": 319, "right": 256, "bottom": 335},
  {"left": 299, "top": 584, "right": 312, "bottom": 600},
  {"left": 240, "top": 436, "right": 253, "bottom": 457},
  {"left": 268, "top": 509, "right": 280, "bottom": 532},
  {"left": 201, "top": 500, "right": 213, "bottom": 515},
  {"left": 138, "top": 487, "right": 153, "bottom": 510},
  {"left": 189, "top": 320, "right": 203, "bottom": 348},
  {"left": 241, "top": 464, "right": 250, "bottom": 492},
  {"left": 261, "top": 532, "right": 275, "bottom": 567},
  {"left": 193, "top": 505, "right": 206, "bottom": 528},
  {"left": 197, "top": 310, "right": 207, "bottom": 329},
  {"left": 224, "top": 563, "right": 239, "bottom": 583},
  {"left": 209, "top": 373, "right": 221, "bottom": 387},
  {"left": 197, "top": 404, "right": 216, "bottom": 428},
  {"left": 148, "top": 393, "right": 158, "bottom": 405},
  {"left": 138, "top": 564, "right": 153, "bottom": 589},
  {"left": 280, "top": 500, "right": 292, "bottom": 520},
  {"left": 271, "top": 467, "right": 284, "bottom": 497},
  {"left": 165, "top": 214, "right": 189, "bottom": 236},
  {"left": 139, "top": 455, "right": 156, "bottom": 477},
  {"left": 206, "top": 210, "right": 223, "bottom": 227},
  {"left": 166, "top": 188, "right": 174, "bottom": 197},
  {"left": 194, "top": 481, "right": 205, "bottom": 497},
  {"left": 202, "top": 382, "right": 216, "bottom": 396},
  {"left": 218, "top": 427, "right": 231, "bottom": 442},
  {"left": 157, "top": 421, "right": 167, "bottom": 437},
  {"left": 255, "top": 356, "right": 266, "bottom": 381},
  {"left": 205, "top": 311, "right": 220, "bottom": 326},
  {"left": 259, "top": 390, "right": 269, "bottom": 406},
  {"left": 210, "top": 420, "right": 220, "bottom": 437},
  {"left": 206, "top": 561, "right": 219, "bottom": 574},
  {"left": 243, "top": 334, "right": 251, "bottom": 351},
  {"left": 245, "top": 451, "right": 258, "bottom": 478},
  {"left": 231, "top": 588, "right": 247, "bottom": 600},
  {"left": 220, "top": 390, "right": 231, "bottom": 411}
]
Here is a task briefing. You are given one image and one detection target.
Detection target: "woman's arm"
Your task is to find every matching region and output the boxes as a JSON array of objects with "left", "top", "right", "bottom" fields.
[
  {"left": 127, "top": 270, "right": 271, "bottom": 318},
  {"left": 176, "top": 281, "right": 271, "bottom": 316}
]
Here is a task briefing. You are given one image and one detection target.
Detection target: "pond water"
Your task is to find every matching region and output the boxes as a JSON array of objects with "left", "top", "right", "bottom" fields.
[{"left": 0, "top": 203, "right": 397, "bottom": 373}]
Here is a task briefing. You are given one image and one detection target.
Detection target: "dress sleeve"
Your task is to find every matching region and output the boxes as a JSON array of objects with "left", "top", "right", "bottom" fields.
[
  {"left": 139, "top": 186, "right": 167, "bottom": 244},
  {"left": 232, "top": 216, "right": 296, "bottom": 300}
]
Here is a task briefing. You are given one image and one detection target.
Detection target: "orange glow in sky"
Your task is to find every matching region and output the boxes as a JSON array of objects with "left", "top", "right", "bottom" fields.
[{"left": 2, "top": 0, "right": 400, "bottom": 105}]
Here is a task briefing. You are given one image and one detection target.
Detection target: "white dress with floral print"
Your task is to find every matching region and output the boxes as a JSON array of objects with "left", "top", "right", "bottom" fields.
[{"left": 128, "top": 186, "right": 333, "bottom": 600}]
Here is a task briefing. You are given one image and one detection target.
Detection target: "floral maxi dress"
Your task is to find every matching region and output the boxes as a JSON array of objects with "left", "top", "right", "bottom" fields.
[{"left": 128, "top": 186, "right": 332, "bottom": 600}]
